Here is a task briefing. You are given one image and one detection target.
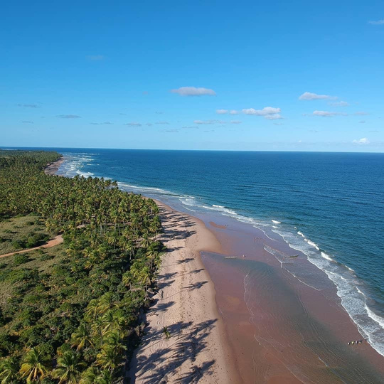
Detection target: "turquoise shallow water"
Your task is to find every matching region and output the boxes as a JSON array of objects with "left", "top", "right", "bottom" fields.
[{"left": 37, "top": 148, "right": 384, "bottom": 356}]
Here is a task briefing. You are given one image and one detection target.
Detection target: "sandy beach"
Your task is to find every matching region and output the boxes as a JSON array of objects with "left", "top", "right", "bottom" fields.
[
  {"left": 44, "top": 157, "right": 64, "bottom": 175},
  {"left": 128, "top": 202, "right": 240, "bottom": 383}
]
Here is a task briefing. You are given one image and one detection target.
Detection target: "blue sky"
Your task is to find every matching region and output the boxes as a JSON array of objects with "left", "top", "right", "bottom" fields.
[{"left": 1, "top": 0, "right": 383, "bottom": 151}]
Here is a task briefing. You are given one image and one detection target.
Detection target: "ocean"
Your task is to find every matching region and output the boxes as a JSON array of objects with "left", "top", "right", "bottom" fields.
[{"left": 52, "top": 148, "right": 384, "bottom": 357}]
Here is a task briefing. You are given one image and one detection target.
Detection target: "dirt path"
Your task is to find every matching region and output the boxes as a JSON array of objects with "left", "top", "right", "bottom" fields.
[{"left": 0, "top": 234, "right": 63, "bottom": 259}]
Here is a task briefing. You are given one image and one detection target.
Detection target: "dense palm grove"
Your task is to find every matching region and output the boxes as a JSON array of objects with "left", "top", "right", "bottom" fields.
[{"left": 0, "top": 150, "right": 164, "bottom": 383}]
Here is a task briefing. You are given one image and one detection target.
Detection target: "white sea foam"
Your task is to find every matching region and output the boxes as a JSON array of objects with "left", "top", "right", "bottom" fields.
[
  {"left": 306, "top": 240, "right": 320, "bottom": 251},
  {"left": 272, "top": 220, "right": 281, "bottom": 224},
  {"left": 272, "top": 225, "right": 384, "bottom": 357},
  {"left": 320, "top": 252, "right": 333, "bottom": 261},
  {"left": 77, "top": 171, "right": 94, "bottom": 177}
]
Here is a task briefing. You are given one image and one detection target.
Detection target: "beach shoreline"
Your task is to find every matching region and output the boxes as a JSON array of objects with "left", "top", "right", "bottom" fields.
[
  {"left": 44, "top": 156, "right": 64, "bottom": 175},
  {"left": 47, "top": 156, "right": 242, "bottom": 383},
  {"left": 50, "top": 156, "right": 384, "bottom": 383},
  {"left": 128, "top": 201, "right": 241, "bottom": 383}
]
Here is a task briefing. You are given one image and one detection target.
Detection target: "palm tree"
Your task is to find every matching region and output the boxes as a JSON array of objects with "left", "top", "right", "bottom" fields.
[
  {"left": 71, "top": 323, "right": 93, "bottom": 351},
  {"left": 19, "top": 348, "right": 51, "bottom": 383},
  {"left": 79, "top": 367, "right": 98, "bottom": 384},
  {"left": 52, "top": 351, "right": 86, "bottom": 383},
  {"left": 96, "top": 345, "right": 122, "bottom": 373},
  {"left": 0, "top": 357, "right": 19, "bottom": 383},
  {"left": 94, "top": 369, "right": 113, "bottom": 384}
]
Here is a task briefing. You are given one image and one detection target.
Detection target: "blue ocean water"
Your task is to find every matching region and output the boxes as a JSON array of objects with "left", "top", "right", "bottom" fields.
[{"left": 53, "top": 148, "right": 384, "bottom": 355}]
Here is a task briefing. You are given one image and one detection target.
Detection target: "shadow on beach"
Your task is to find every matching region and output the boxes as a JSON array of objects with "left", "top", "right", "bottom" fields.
[{"left": 130, "top": 319, "right": 217, "bottom": 383}]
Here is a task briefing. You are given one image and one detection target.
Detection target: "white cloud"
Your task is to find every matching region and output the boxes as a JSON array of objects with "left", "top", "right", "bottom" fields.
[
  {"left": 353, "top": 138, "right": 370, "bottom": 145},
  {"left": 125, "top": 122, "right": 142, "bottom": 126},
  {"left": 242, "top": 107, "right": 282, "bottom": 120},
  {"left": 354, "top": 111, "right": 368, "bottom": 115},
  {"left": 171, "top": 87, "right": 216, "bottom": 97},
  {"left": 265, "top": 114, "right": 283, "bottom": 120},
  {"left": 299, "top": 92, "right": 337, "bottom": 101},
  {"left": 313, "top": 111, "right": 347, "bottom": 117},
  {"left": 155, "top": 121, "right": 169, "bottom": 125},
  {"left": 368, "top": 20, "right": 384, "bottom": 25},
  {"left": 216, "top": 109, "right": 239, "bottom": 115},
  {"left": 359, "top": 121, "right": 366, "bottom": 124},
  {"left": 329, "top": 101, "right": 349, "bottom": 107},
  {"left": 230, "top": 120, "right": 242, "bottom": 124},
  {"left": 243, "top": 107, "right": 280, "bottom": 115}
]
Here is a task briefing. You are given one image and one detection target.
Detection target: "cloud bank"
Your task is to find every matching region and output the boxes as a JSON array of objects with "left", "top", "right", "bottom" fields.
[
  {"left": 368, "top": 20, "right": 384, "bottom": 25},
  {"left": 242, "top": 107, "right": 282, "bottom": 120},
  {"left": 313, "top": 111, "right": 347, "bottom": 117},
  {"left": 299, "top": 92, "right": 337, "bottom": 101},
  {"left": 171, "top": 87, "right": 216, "bottom": 97},
  {"left": 353, "top": 138, "right": 370, "bottom": 145}
]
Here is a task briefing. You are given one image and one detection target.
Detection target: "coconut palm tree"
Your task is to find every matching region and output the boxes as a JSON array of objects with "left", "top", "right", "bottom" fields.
[
  {"left": 0, "top": 357, "right": 19, "bottom": 383},
  {"left": 79, "top": 367, "right": 98, "bottom": 384},
  {"left": 19, "top": 348, "right": 50, "bottom": 383},
  {"left": 71, "top": 323, "right": 93, "bottom": 351},
  {"left": 52, "top": 351, "right": 86, "bottom": 383},
  {"left": 96, "top": 344, "right": 122, "bottom": 373}
]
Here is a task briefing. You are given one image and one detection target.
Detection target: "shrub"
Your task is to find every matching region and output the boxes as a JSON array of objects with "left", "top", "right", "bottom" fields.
[
  {"left": 11, "top": 240, "right": 23, "bottom": 249},
  {"left": 40, "top": 254, "right": 54, "bottom": 261},
  {"left": 14, "top": 253, "right": 30, "bottom": 265}
]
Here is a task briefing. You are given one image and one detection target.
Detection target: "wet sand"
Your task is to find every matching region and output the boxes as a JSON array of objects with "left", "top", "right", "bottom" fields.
[
  {"left": 44, "top": 157, "right": 64, "bottom": 175},
  {"left": 202, "top": 217, "right": 384, "bottom": 383}
]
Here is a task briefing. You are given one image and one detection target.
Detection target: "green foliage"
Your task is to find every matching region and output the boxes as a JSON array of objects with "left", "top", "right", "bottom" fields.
[
  {"left": 14, "top": 253, "right": 30, "bottom": 265},
  {"left": 163, "top": 326, "right": 171, "bottom": 339},
  {"left": 0, "top": 150, "right": 163, "bottom": 383}
]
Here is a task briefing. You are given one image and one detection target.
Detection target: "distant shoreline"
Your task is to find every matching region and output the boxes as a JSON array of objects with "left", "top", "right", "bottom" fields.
[{"left": 44, "top": 156, "right": 64, "bottom": 175}]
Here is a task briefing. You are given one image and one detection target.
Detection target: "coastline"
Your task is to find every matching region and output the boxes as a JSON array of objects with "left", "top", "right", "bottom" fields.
[
  {"left": 50, "top": 156, "right": 384, "bottom": 383},
  {"left": 128, "top": 201, "right": 241, "bottom": 383},
  {"left": 44, "top": 156, "right": 64, "bottom": 175},
  {"left": 47, "top": 157, "right": 241, "bottom": 382}
]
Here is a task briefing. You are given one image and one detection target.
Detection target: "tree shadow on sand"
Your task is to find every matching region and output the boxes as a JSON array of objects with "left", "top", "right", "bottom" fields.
[{"left": 130, "top": 319, "right": 217, "bottom": 384}]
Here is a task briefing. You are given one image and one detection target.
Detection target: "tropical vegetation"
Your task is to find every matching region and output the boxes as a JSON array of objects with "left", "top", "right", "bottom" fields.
[{"left": 0, "top": 150, "right": 164, "bottom": 383}]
